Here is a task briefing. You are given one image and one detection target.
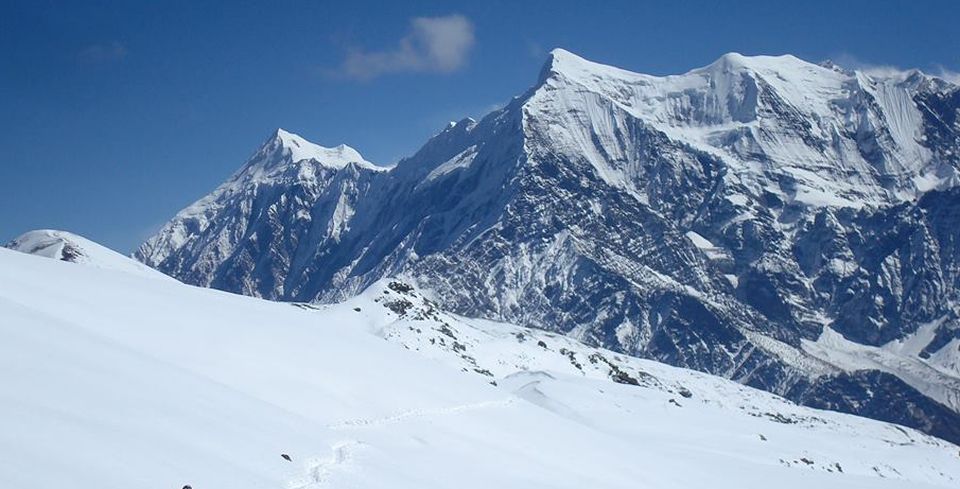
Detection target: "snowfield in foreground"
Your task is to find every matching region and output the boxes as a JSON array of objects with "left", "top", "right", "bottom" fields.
[{"left": 1, "top": 243, "right": 959, "bottom": 488}]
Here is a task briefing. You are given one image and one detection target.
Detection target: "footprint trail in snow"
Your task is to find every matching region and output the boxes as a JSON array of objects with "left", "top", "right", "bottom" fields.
[
  {"left": 289, "top": 440, "right": 365, "bottom": 488},
  {"left": 326, "top": 398, "right": 515, "bottom": 430}
]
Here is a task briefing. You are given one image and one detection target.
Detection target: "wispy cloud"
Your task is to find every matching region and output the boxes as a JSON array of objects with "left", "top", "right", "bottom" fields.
[
  {"left": 830, "top": 53, "right": 906, "bottom": 78},
  {"left": 335, "top": 15, "right": 475, "bottom": 80},
  {"left": 932, "top": 65, "right": 960, "bottom": 84},
  {"left": 78, "top": 41, "right": 128, "bottom": 63},
  {"left": 829, "top": 53, "right": 959, "bottom": 84},
  {"left": 526, "top": 41, "right": 546, "bottom": 60}
]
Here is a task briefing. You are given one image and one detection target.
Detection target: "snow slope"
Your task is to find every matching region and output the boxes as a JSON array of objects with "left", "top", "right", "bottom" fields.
[
  {"left": 5, "top": 229, "right": 172, "bottom": 280},
  {"left": 3, "top": 244, "right": 960, "bottom": 488}
]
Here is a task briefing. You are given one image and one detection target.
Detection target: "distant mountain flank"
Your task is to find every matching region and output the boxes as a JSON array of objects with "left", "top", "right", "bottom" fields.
[{"left": 136, "top": 49, "right": 960, "bottom": 443}]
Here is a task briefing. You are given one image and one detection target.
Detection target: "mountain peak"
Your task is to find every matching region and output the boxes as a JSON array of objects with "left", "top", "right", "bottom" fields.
[
  {"left": 695, "top": 52, "right": 824, "bottom": 77},
  {"left": 544, "top": 48, "right": 586, "bottom": 67},
  {"left": 260, "top": 128, "right": 379, "bottom": 171},
  {"left": 537, "top": 48, "right": 641, "bottom": 86},
  {"left": 274, "top": 127, "right": 295, "bottom": 139},
  {"left": 706, "top": 52, "right": 762, "bottom": 72}
]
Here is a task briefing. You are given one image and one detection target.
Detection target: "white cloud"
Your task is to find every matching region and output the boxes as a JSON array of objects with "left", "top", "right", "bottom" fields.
[
  {"left": 830, "top": 53, "right": 906, "bottom": 78},
  {"left": 78, "top": 41, "right": 128, "bottom": 63},
  {"left": 829, "top": 53, "right": 959, "bottom": 85},
  {"left": 337, "top": 15, "right": 475, "bottom": 80},
  {"left": 526, "top": 41, "right": 546, "bottom": 60}
]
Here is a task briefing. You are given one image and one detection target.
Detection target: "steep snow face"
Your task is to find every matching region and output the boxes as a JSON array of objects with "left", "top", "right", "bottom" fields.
[
  {"left": 3, "top": 247, "right": 960, "bottom": 489},
  {"left": 137, "top": 51, "right": 960, "bottom": 443},
  {"left": 5, "top": 229, "right": 172, "bottom": 280},
  {"left": 532, "top": 49, "right": 953, "bottom": 208}
]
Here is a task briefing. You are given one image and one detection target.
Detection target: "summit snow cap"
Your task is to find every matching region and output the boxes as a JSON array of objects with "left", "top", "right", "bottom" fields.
[
  {"left": 269, "top": 128, "right": 377, "bottom": 170},
  {"left": 537, "top": 48, "right": 636, "bottom": 85}
]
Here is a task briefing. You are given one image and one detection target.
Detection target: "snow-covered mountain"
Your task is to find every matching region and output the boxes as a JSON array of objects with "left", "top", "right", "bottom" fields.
[
  {"left": 137, "top": 49, "right": 960, "bottom": 443},
  {"left": 3, "top": 237, "right": 960, "bottom": 488},
  {"left": 135, "top": 129, "right": 387, "bottom": 295}
]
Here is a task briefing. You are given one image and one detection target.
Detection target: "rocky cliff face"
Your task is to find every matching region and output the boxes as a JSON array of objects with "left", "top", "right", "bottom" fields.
[{"left": 137, "top": 50, "right": 960, "bottom": 442}]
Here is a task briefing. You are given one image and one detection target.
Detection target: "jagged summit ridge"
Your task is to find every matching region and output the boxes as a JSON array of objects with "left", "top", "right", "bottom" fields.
[{"left": 528, "top": 49, "right": 957, "bottom": 207}]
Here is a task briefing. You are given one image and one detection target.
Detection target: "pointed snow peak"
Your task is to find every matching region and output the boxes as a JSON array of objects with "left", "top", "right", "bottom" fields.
[
  {"left": 544, "top": 48, "right": 586, "bottom": 69},
  {"left": 540, "top": 48, "right": 598, "bottom": 80},
  {"left": 537, "top": 48, "right": 644, "bottom": 87},
  {"left": 257, "top": 128, "right": 380, "bottom": 171}
]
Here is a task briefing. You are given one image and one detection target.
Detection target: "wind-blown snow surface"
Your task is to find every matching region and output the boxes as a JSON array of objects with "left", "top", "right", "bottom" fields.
[
  {"left": 2, "top": 247, "right": 960, "bottom": 488},
  {"left": 137, "top": 50, "right": 960, "bottom": 442}
]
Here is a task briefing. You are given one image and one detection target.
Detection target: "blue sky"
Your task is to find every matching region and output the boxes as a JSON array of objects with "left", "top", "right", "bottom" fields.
[{"left": 2, "top": 0, "right": 958, "bottom": 252}]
